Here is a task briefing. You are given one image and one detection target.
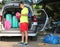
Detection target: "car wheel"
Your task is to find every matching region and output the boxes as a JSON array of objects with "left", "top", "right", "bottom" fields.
[
  {"left": 0, "top": 37, "right": 3, "bottom": 41},
  {"left": 0, "top": 37, "right": 2, "bottom": 41}
]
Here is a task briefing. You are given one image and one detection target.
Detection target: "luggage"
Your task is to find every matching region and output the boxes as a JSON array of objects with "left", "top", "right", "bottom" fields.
[
  {"left": 12, "top": 16, "right": 19, "bottom": 28},
  {"left": 6, "top": 14, "right": 12, "bottom": 24},
  {"left": 16, "top": 12, "right": 20, "bottom": 19},
  {"left": 4, "top": 20, "right": 11, "bottom": 29}
]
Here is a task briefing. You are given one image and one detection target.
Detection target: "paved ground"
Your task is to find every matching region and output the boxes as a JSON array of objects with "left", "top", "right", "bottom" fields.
[{"left": 0, "top": 36, "right": 60, "bottom": 47}]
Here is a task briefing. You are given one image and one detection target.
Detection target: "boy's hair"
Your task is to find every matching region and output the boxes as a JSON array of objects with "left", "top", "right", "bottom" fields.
[{"left": 19, "top": 1, "right": 24, "bottom": 6}]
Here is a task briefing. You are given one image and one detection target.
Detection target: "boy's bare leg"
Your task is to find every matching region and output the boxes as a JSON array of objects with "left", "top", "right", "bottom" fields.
[
  {"left": 25, "top": 31, "right": 28, "bottom": 43},
  {"left": 22, "top": 32, "right": 24, "bottom": 42}
]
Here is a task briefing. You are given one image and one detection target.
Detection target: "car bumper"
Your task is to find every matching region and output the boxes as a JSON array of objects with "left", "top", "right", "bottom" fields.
[{"left": 0, "top": 31, "right": 37, "bottom": 37}]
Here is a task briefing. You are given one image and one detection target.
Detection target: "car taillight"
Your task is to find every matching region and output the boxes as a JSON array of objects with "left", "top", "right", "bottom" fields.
[
  {"left": 0, "top": 15, "right": 2, "bottom": 22},
  {"left": 33, "top": 16, "right": 37, "bottom": 22}
]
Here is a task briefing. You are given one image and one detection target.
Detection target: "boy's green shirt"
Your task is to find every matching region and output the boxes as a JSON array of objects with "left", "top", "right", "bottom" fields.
[{"left": 20, "top": 7, "right": 29, "bottom": 23}]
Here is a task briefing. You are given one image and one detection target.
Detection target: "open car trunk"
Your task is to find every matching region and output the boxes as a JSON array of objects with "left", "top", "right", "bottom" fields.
[{"left": 2, "top": 5, "right": 34, "bottom": 33}]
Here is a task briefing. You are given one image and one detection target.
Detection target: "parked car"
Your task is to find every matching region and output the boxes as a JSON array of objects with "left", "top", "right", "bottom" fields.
[
  {"left": 38, "top": 0, "right": 60, "bottom": 33},
  {"left": 0, "top": 0, "right": 49, "bottom": 40},
  {"left": 44, "top": 0, "right": 60, "bottom": 33}
]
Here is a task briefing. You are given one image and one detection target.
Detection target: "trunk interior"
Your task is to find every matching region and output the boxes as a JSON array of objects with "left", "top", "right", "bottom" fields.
[{"left": 3, "top": 7, "right": 33, "bottom": 33}]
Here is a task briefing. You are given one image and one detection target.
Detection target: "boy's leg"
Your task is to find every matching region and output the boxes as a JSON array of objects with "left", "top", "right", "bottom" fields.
[
  {"left": 18, "top": 32, "right": 24, "bottom": 45},
  {"left": 24, "top": 23, "right": 28, "bottom": 44},
  {"left": 20, "top": 23, "right": 25, "bottom": 43},
  {"left": 21, "top": 32, "right": 24, "bottom": 42},
  {"left": 25, "top": 31, "right": 28, "bottom": 43}
]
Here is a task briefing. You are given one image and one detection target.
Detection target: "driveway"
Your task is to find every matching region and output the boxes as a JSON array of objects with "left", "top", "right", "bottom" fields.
[{"left": 0, "top": 36, "right": 60, "bottom": 47}]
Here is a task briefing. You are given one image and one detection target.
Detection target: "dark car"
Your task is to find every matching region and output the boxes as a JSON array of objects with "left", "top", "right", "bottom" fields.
[
  {"left": 33, "top": 0, "right": 60, "bottom": 33},
  {"left": 39, "top": 0, "right": 60, "bottom": 33}
]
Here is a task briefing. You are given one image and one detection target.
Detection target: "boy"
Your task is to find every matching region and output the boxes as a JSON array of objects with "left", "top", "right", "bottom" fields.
[{"left": 19, "top": 2, "right": 29, "bottom": 45}]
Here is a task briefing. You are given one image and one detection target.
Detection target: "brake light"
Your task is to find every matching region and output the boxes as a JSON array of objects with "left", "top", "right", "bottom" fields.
[
  {"left": 33, "top": 16, "right": 37, "bottom": 22},
  {"left": 0, "top": 15, "right": 2, "bottom": 22}
]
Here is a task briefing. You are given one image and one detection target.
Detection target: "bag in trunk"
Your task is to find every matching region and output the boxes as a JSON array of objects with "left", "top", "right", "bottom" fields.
[
  {"left": 12, "top": 16, "right": 19, "bottom": 28},
  {"left": 6, "top": 14, "right": 12, "bottom": 24}
]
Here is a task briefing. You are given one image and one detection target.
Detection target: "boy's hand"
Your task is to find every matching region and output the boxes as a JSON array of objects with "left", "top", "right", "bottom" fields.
[{"left": 21, "top": 14, "right": 28, "bottom": 16}]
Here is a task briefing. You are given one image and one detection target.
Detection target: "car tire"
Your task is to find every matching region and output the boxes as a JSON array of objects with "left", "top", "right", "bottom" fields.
[
  {"left": 0, "top": 37, "right": 1, "bottom": 41},
  {"left": 0, "top": 37, "right": 3, "bottom": 41}
]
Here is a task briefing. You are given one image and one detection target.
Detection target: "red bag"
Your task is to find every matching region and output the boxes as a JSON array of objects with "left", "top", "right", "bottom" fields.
[
  {"left": 4, "top": 20, "right": 11, "bottom": 29},
  {"left": 16, "top": 12, "right": 21, "bottom": 19}
]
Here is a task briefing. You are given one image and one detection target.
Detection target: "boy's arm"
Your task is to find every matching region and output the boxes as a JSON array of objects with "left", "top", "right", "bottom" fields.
[{"left": 21, "top": 14, "right": 28, "bottom": 16}]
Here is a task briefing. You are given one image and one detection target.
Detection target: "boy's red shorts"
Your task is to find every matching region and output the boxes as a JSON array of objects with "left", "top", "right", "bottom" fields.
[{"left": 20, "top": 22, "right": 28, "bottom": 32}]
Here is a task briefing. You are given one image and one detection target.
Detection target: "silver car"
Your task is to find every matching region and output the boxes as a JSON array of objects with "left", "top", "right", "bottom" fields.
[{"left": 0, "top": 0, "right": 49, "bottom": 41}]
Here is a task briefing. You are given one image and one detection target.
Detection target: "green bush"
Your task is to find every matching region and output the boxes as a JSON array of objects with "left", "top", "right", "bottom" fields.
[{"left": 0, "top": 4, "right": 3, "bottom": 9}]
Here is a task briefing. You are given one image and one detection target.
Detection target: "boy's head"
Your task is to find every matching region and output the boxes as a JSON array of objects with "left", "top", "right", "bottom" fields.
[{"left": 19, "top": 1, "right": 24, "bottom": 9}]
